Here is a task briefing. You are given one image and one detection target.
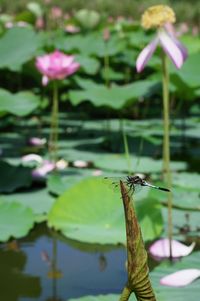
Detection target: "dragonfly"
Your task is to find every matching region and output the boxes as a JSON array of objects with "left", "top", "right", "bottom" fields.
[{"left": 104, "top": 175, "right": 170, "bottom": 195}]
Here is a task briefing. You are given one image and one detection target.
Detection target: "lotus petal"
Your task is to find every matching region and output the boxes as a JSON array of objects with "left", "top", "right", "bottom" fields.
[
  {"left": 149, "top": 238, "right": 195, "bottom": 258},
  {"left": 32, "top": 160, "right": 55, "bottom": 178},
  {"left": 168, "top": 33, "right": 188, "bottom": 61},
  {"left": 22, "top": 154, "right": 43, "bottom": 164},
  {"left": 136, "top": 38, "right": 158, "bottom": 72},
  {"left": 159, "top": 30, "right": 185, "bottom": 68},
  {"left": 160, "top": 269, "right": 200, "bottom": 287}
]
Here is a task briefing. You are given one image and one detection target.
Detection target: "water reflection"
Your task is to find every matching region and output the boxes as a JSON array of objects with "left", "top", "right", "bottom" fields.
[
  {"left": 0, "top": 245, "right": 41, "bottom": 301},
  {"left": 0, "top": 224, "right": 126, "bottom": 301}
]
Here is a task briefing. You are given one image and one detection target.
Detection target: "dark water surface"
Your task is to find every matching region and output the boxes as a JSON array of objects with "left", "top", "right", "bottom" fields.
[{"left": 0, "top": 224, "right": 127, "bottom": 301}]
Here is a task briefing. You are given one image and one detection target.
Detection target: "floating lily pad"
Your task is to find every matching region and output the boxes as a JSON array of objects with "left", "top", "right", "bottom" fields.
[
  {"left": 173, "top": 172, "right": 200, "bottom": 191},
  {"left": 1, "top": 188, "right": 55, "bottom": 217},
  {"left": 47, "top": 173, "right": 88, "bottom": 196},
  {"left": 48, "top": 178, "right": 163, "bottom": 244},
  {"left": 162, "top": 207, "right": 200, "bottom": 238},
  {"left": 94, "top": 154, "right": 186, "bottom": 173},
  {"left": 0, "top": 161, "right": 32, "bottom": 193},
  {"left": 149, "top": 185, "right": 200, "bottom": 211},
  {"left": 0, "top": 200, "right": 35, "bottom": 242}
]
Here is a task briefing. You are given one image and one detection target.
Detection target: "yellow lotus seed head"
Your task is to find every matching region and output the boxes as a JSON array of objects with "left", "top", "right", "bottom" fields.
[{"left": 141, "top": 5, "right": 176, "bottom": 29}]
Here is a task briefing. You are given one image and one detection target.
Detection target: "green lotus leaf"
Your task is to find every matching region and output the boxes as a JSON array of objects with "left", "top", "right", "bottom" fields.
[
  {"left": 0, "top": 27, "right": 41, "bottom": 71},
  {"left": 75, "top": 55, "right": 100, "bottom": 75},
  {"left": 54, "top": 32, "right": 125, "bottom": 57},
  {"left": 47, "top": 173, "right": 87, "bottom": 196},
  {"left": 173, "top": 172, "right": 200, "bottom": 191},
  {"left": 0, "top": 89, "right": 40, "bottom": 116},
  {"left": 48, "top": 177, "right": 125, "bottom": 244},
  {"left": 48, "top": 178, "right": 163, "bottom": 244},
  {"left": 162, "top": 207, "right": 200, "bottom": 238},
  {"left": 69, "top": 80, "right": 157, "bottom": 109},
  {"left": 1, "top": 188, "right": 55, "bottom": 216},
  {"left": 94, "top": 154, "right": 186, "bottom": 173},
  {"left": 0, "top": 200, "right": 35, "bottom": 242},
  {"left": 150, "top": 186, "right": 200, "bottom": 211},
  {"left": 171, "top": 53, "right": 200, "bottom": 88},
  {"left": 180, "top": 35, "right": 200, "bottom": 54},
  {"left": 75, "top": 9, "right": 100, "bottom": 29},
  {"left": 0, "top": 161, "right": 32, "bottom": 193},
  {"left": 136, "top": 197, "right": 163, "bottom": 241}
]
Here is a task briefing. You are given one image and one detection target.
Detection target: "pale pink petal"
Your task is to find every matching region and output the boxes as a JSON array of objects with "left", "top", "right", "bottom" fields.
[
  {"left": 168, "top": 34, "right": 188, "bottom": 61},
  {"left": 22, "top": 154, "right": 43, "bottom": 164},
  {"left": 61, "top": 55, "right": 74, "bottom": 68},
  {"left": 136, "top": 38, "right": 158, "bottom": 73},
  {"left": 65, "top": 24, "right": 80, "bottom": 33},
  {"left": 73, "top": 160, "right": 88, "bottom": 168},
  {"left": 159, "top": 30, "right": 185, "bottom": 68},
  {"left": 32, "top": 160, "right": 55, "bottom": 178},
  {"left": 29, "top": 137, "right": 47, "bottom": 146},
  {"left": 36, "top": 55, "right": 50, "bottom": 73},
  {"left": 92, "top": 169, "right": 102, "bottom": 176},
  {"left": 160, "top": 269, "right": 200, "bottom": 287},
  {"left": 42, "top": 75, "right": 49, "bottom": 86},
  {"left": 149, "top": 238, "right": 195, "bottom": 258}
]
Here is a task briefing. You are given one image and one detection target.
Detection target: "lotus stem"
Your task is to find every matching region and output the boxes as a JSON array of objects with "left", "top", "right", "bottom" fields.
[
  {"left": 120, "top": 119, "right": 132, "bottom": 174},
  {"left": 104, "top": 41, "right": 110, "bottom": 88},
  {"left": 49, "top": 80, "right": 59, "bottom": 162},
  {"left": 161, "top": 52, "right": 173, "bottom": 259}
]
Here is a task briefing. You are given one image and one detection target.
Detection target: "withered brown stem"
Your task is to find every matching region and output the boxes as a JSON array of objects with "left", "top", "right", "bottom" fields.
[{"left": 119, "top": 181, "right": 156, "bottom": 301}]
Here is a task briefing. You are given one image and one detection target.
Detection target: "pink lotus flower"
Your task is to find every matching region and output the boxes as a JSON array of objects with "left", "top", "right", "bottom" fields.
[
  {"left": 136, "top": 27, "right": 188, "bottom": 72},
  {"left": 36, "top": 50, "right": 80, "bottom": 85}
]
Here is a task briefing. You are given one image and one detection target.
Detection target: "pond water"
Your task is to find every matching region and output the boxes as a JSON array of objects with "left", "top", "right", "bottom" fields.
[{"left": 0, "top": 224, "right": 127, "bottom": 301}]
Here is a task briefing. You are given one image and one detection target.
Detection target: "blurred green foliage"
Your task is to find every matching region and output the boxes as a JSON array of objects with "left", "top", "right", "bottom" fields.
[{"left": 0, "top": 0, "right": 199, "bottom": 23}]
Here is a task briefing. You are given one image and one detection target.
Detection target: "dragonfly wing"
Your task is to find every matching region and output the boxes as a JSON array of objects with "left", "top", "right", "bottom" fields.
[{"left": 103, "top": 176, "right": 127, "bottom": 194}]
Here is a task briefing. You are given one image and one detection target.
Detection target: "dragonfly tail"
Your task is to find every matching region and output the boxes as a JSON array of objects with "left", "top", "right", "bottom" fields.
[
  {"left": 158, "top": 186, "right": 170, "bottom": 192},
  {"left": 144, "top": 182, "right": 170, "bottom": 192}
]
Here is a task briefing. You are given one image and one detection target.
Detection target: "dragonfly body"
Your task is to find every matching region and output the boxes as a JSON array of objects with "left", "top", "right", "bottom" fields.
[
  {"left": 124, "top": 175, "right": 170, "bottom": 192},
  {"left": 104, "top": 175, "right": 170, "bottom": 194}
]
